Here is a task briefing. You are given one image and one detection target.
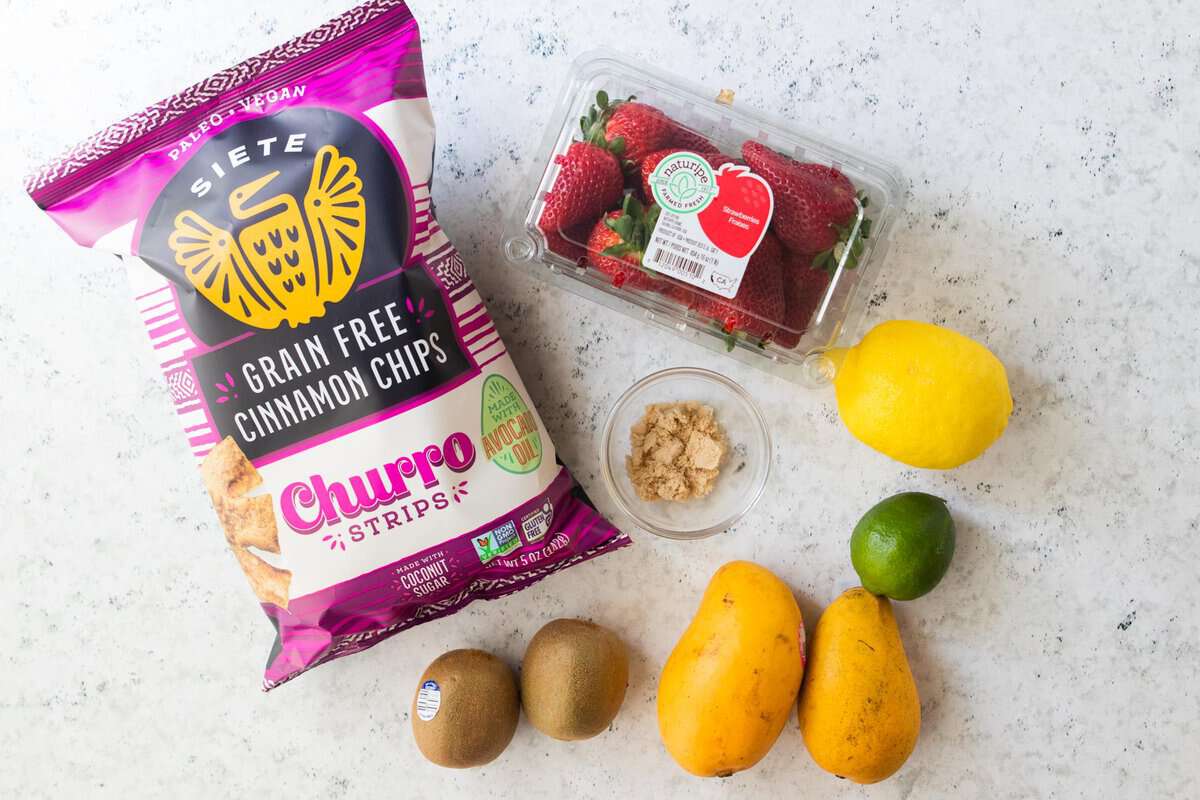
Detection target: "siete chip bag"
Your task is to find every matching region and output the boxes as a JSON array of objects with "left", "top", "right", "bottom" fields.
[{"left": 26, "top": 0, "right": 629, "bottom": 689}]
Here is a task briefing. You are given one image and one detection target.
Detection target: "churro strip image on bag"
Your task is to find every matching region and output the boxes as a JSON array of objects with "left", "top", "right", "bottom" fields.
[
  {"left": 200, "top": 437, "right": 291, "bottom": 608},
  {"left": 27, "top": 0, "right": 629, "bottom": 689}
]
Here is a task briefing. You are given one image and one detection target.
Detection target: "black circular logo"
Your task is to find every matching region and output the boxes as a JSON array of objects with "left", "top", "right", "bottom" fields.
[{"left": 140, "top": 107, "right": 411, "bottom": 344}]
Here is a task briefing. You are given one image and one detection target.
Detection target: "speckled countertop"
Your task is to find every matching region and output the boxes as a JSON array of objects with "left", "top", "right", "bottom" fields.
[{"left": 2, "top": 1, "right": 1198, "bottom": 797}]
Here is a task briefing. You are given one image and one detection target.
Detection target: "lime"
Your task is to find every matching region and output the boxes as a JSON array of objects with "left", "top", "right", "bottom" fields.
[{"left": 850, "top": 492, "right": 955, "bottom": 600}]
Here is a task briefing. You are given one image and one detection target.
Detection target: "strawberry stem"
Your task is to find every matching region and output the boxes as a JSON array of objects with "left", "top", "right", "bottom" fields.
[
  {"left": 812, "top": 191, "right": 873, "bottom": 273},
  {"left": 599, "top": 194, "right": 660, "bottom": 272},
  {"left": 580, "top": 90, "right": 638, "bottom": 170}
]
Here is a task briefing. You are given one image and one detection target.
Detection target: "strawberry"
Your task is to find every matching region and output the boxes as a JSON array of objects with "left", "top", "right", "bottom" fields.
[
  {"left": 603, "top": 102, "right": 675, "bottom": 163},
  {"left": 538, "top": 140, "right": 624, "bottom": 242},
  {"left": 692, "top": 231, "right": 785, "bottom": 342},
  {"left": 586, "top": 195, "right": 664, "bottom": 292},
  {"left": 668, "top": 125, "right": 717, "bottom": 153},
  {"left": 774, "top": 249, "right": 833, "bottom": 349},
  {"left": 741, "top": 142, "right": 869, "bottom": 265},
  {"left": 543, "top": 221, "right": 592, "bottom": 264},
  {"left": 639, "top": 148, "right": 736, "bottom": 203},
  {"left": 580, "top": 91, "right": 676, "bottom": 165},
  {"left": 658, "top": 278, "right": 705, "bottom": 309}
]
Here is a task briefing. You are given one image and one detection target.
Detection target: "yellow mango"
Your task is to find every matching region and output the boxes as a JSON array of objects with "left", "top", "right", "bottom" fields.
[
  {"left": 657, "top": 561, "right": 805, "bottom": 777},
  {"left": 798, "top": 587, "right": 920, "bottom": 783}
]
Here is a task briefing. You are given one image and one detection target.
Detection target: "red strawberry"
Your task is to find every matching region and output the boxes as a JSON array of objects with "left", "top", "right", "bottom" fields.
[
  {"left": 639, "top": 148, "right": 736, "bottom": 204},
  {"left": 586, "top": 195, "right": 664, "bottom": 292},
  {"left": 581, "top": 92, "right": 725, "bottom": 170},
  {"left": 602, "top": 101, "right": 676, "bottom": 163},
  {"left": 658, "top": 278, "right": 705, "bottom": 308},
  {"left": 774, "top": 250, "right": 833, "bottom": 349},
  {"left": 538, "top": 141, "right": 624, "bottom": 240},
  {"left": 543, "top": 221, "right": 592, "bottom": 264},
  {"left": 693, "top": 231, "right": 785, "bottom": 340},
  {"left": 669, "top": 125, "right": 717, "bottom": 153},
  {"left": 742, "top": 141, "right": 862, "bottom": 258}
]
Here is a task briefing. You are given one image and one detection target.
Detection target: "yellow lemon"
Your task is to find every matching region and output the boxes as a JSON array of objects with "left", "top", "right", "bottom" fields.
[{"left": 830, "top": 320, "right": 1012, "bottom": 469}]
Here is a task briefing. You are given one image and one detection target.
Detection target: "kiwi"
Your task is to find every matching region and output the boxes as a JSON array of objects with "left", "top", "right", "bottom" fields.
[
  {"left": 520, "top": 618, "right": 629, "bottom": 741},
  {"left": 410, "top": 648, "right": 519, "bottom": 768}
]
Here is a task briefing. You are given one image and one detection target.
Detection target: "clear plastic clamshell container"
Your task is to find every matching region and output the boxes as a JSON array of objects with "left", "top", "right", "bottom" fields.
[{"left": 502, "top": 50, "right": 904, "bottom": 385}]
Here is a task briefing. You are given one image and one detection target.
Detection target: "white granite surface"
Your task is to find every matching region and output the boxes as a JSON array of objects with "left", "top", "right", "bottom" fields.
[{"left": 2, "top": 1, "right": 1199, "bottom": 797}]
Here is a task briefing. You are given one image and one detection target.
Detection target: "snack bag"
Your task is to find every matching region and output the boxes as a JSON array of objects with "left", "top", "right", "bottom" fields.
[{"left": 26, "top": 0, "right": 629, "bottom": 689}]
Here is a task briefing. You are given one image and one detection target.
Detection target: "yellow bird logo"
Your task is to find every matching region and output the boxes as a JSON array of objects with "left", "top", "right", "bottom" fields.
[{"left": 167, "top": 145, "right": 366, "bottom": 329}]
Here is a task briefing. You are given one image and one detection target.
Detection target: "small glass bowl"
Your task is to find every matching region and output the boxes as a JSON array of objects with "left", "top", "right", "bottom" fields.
[{"left": 599, "top": 367, "right": 771, "bottom": 540}]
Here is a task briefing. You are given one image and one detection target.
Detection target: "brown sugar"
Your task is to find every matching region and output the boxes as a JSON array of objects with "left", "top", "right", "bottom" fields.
[{"left": 626, "top": 401, "right": 728, "bottom": 501}]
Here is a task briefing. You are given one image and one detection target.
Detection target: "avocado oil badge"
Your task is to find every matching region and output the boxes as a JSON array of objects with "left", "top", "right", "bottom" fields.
[
  {"left": 643, "top": 153, "right": 774, "bottom": 299},
  {"left": 481, "top": 374, "right": 542, "bottom": 473}
]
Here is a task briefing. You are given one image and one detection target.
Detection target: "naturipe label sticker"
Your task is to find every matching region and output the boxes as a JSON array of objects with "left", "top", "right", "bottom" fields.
[
  {"left": 644, "top": 154, "right": 774, "bottom": 299},
  {"left": 416, "top": 679, "right": 441, "bottom": 721}
]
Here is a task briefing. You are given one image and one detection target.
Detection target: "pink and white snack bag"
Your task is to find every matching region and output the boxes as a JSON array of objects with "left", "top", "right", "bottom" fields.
[{"left": 27, "top": 0, "right": 628, "bottom": 689}]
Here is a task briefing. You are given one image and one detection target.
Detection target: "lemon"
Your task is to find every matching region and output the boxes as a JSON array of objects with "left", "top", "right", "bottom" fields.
[
  {"left": 830, "top": 320, "right": 1012, "bottom": 469},
  {"left": 851, "top": 492, "right": 955, "bottom": 600}
]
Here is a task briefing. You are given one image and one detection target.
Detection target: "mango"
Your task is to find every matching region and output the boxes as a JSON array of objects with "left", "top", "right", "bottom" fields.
[
  {"left": 657, "top": 561, "right": 805, "bottom": 777},
  {"left": 797, "top": 587, "right": 920, "bottom": 783}
]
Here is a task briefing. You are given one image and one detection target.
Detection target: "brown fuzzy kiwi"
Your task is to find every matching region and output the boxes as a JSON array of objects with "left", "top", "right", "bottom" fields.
[
  {"left": 411, "top": 648, "right": 519, "bottom": 768},
  {"left": 520, "top": 618, "right": 629, "bottom": 740}
]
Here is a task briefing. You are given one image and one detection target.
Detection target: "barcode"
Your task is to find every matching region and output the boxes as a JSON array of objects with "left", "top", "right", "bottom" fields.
[{"left": 652, "top": 248, "right": 705, "bottom": 278}]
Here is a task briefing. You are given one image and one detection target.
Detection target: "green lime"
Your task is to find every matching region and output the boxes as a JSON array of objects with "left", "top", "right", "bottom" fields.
[{"left": 850, "top": 492, "right": 955, "bottom": 601}]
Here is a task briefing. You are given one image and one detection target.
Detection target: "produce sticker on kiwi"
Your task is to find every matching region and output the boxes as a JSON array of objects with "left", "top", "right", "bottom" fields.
[
  {"left": 416, "top": 679, "right": 442, "bottom": 721},
  {"left": 481, "top": 374, "right": 542, "bottom": 473}
]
